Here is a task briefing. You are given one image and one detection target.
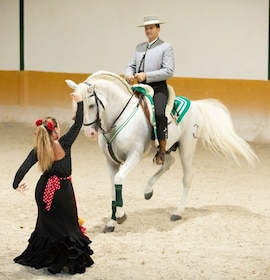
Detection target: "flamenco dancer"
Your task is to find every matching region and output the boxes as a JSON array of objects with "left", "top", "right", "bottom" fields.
[{"left": 12, "top": 92, "right": 94, "bottom": 274}]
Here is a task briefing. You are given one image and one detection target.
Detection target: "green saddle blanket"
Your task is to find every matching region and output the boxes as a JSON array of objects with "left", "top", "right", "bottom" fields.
[
  {"left": 131, "top": 85, "right": 191, "bottom": 125},
  {"left": 171, "top": 96, "right": 191, "bottom": 124}
]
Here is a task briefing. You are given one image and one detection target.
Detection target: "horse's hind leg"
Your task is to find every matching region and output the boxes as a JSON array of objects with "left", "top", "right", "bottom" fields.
[
  {"left": 171, "top": 138, "right": 197, "bottom": 221},
  {"left": 144, "top": 153, "right": 175, "bottom": 199}
]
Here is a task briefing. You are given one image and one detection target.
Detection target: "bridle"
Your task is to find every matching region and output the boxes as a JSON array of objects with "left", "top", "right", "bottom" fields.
[
  {"left": 83, "top": 81, "right": 137, "bottom": 135},
  {"left": 83, "top": 81, "right": 140, "bottom": 165},
  {"left": 83, "top": 82, "right": 105, "bottom": 132}
]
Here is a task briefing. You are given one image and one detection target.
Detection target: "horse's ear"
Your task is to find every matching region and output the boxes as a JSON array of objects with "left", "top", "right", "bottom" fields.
[
  {"left": 65, "top": 79, "right": 77, "bottom": 89},
  {"left": 87, "top": 84, "right": 95, "bottom": 93}
]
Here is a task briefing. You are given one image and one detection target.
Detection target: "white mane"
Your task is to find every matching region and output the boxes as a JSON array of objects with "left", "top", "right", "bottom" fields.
[{"left": 85, "top": 71, "right": 134, "bottom": 96}]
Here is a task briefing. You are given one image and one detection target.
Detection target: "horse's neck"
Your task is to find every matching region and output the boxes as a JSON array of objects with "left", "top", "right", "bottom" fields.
[
  {"left": 90, "top": 71, "right": 133, "bottom": 95},
  {"left": 96, "top": 81, "right": 135, "bottom": 131}
]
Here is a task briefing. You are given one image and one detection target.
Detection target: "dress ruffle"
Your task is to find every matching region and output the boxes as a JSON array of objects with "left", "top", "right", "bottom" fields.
[{"left": 14, "top": 229, "right": 94, "bottom": 274}]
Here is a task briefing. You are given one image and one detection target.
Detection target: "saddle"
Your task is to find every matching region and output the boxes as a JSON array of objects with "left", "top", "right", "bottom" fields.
[
  {"left": 131, "top": 84, "right": 191, "bottom": 139},
  {"left": 131, "top": 84, "right": 175, "bottom": 146},
  {"left": 132, "top": 84, "right": 175, "bottom": 125}
]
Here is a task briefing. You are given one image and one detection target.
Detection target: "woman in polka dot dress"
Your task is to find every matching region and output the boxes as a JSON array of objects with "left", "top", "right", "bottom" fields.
[{"left": 12, "top": 92, "right": 94, "bottom": 275}]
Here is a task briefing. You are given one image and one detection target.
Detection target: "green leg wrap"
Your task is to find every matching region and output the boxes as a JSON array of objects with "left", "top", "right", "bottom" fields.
[
  {"left": 115, "top": 184, "right": 123, "bottom": 207},
  {"left": 111, "top": 201, "right": 116, "bottom": 220},
  {"left": 111, "top": 185, "right": 123, "bottom": 220}
]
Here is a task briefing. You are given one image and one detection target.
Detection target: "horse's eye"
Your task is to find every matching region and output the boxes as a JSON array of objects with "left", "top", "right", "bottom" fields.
[{"left": 89, "top": 104, "right": 95, "bottom": 109}]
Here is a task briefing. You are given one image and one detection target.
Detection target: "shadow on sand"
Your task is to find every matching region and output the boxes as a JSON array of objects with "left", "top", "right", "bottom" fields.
[{"left": 91, "top": 204, "right": 268, "bottom": 235}]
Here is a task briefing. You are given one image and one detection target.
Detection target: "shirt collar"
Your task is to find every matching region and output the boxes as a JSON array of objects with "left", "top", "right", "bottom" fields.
[{"left": 147, "top": 37, "right": 159, "bottom": 48}]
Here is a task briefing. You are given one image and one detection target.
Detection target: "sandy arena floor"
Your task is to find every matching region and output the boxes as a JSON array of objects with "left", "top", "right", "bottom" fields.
[{"left": 0, "top": 122, "right": 269, "bottom": 280}]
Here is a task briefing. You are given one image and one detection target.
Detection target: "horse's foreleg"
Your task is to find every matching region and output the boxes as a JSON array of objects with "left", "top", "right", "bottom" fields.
[
  {"left": 112, "top": 184, "right": 127, "bottom": 223},
  {"left": 102, "top": 160, "right": 120, "bottom": 233},
  {"left": 144, "top": 154, "right": 175, "bottom": 199},
  {"left": 104, "top": 153, "right": 141, "bottom": 233},
  {"left": 103, "top": 186, "right": 127, "bottom": 233},
  {"left": 104, "top": 186, "right": 126, "bottom": 233}
]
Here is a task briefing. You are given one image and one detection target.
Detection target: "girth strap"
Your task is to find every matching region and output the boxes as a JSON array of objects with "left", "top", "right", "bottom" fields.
[
  {"left": 107, "top": 142, "right": 122, "bottom": 165},
  {"left": 102, "top": 103, "right": 140, "bottom": 165}
]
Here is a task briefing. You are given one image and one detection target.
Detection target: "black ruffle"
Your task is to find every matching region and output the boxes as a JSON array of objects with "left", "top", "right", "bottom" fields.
[{"left": 14, "top": 229, "right": 94, "bottom": 274}]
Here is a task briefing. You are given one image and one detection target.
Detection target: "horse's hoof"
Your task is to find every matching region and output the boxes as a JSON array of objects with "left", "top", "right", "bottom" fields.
[
  {"left": 116, "top": 213, "right": 127, "bottom": 224},
  {"left": 103, "top": 225, "right": 115, "bottom": 233},
  {"left": 170, "top": 214, "right": 182, "bottom": 221},
  {"left": 144, "top": 190, "right": 153, "bottom": 200}
]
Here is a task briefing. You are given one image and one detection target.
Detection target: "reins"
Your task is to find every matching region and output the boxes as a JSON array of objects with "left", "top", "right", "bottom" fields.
[
  {"left": 105, "top": 91, "right": 137, "bottom": 134},
  {"left": 83, "top": 81, "right": 137, "bottom": 134},
  {"left": 83, "top": 81, "right": 141, "bottom": 164}
]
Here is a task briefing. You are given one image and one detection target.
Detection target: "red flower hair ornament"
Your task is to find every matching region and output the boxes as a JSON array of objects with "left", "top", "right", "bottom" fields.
[
  {"left": 35, "top": 119, "right": 55, "bottom": 131},
  {"left": 35, "top": 119, "right": 43, "bottom": 126},
  {"left": 46, "top": 121, "right": 55, "bottom": 131}
]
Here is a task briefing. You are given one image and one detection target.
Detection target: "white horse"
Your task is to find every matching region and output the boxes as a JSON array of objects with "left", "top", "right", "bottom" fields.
[{"left": 66, "top": 71, "right": 258, "bottom": 233}]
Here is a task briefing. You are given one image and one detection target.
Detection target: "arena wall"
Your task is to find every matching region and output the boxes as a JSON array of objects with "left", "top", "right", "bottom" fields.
[
  {"left": 0, "top": 70, "right": 269, "bottom": 143},
  {"left": 0, "top": 1, "right": 269, "bottom": 142}
]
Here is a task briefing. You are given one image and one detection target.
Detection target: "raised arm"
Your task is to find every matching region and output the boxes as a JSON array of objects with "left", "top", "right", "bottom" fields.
[{"left": 60, "top": 93, "right": 83, "bottom": 147}]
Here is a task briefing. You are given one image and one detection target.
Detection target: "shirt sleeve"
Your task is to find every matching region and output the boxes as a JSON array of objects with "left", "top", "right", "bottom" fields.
[
  {"left": 13, "top": 149, "right": 38, "bottom": 189},
  {"left": 125, "top": 52, "right": 137, "bottom": 79},
  {"left": 60, "top": 101, "right": 83, "bottom": 147}
]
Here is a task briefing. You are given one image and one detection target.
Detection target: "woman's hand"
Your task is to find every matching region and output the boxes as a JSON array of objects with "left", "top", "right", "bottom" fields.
[
  {"left": 16, "top": 183, "right": 29, "bottom": 194},
  {"left": 70, "top": 92, "right": 82, "bottom": 103}
]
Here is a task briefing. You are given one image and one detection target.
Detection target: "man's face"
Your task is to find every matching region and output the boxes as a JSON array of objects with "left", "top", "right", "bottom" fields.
[{"left": 144, "top": 24, "right": 160, "bottom": 42}]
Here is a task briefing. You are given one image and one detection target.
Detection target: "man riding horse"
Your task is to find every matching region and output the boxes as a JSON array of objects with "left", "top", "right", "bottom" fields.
[{"left": 125, "top": 15, "right": 175, "bottom": 165}]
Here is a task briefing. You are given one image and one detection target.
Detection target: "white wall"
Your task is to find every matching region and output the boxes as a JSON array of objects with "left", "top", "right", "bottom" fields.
[
  {"left": 174, "top": 0, "right": 269, "bottom": 79},
  {"left": 0, "top": 0, "right": 20, "bottom": 70},
  {"left": 0, "top": 0, "right": 269, "bottom": 79}
]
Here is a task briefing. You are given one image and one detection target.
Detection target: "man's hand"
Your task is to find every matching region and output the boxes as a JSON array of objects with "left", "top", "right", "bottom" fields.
[
  {"left": 135, "top": 72, "right": 146, "bottom": 83},
  {"left": 126, "top": 75, "right": 135, "bottom": 84}
]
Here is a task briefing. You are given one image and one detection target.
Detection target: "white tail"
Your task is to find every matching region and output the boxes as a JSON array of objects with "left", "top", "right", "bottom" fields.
[{"left": 195, "top": 99, "right": 259, "bottom": 166}]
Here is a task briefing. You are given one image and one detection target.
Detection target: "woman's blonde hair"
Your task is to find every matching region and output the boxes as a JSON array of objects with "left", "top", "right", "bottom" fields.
[{"left": 34, "top": 117, "right": 57, "bottom": 172}]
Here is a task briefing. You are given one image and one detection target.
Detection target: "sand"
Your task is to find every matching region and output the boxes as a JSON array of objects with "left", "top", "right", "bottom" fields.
[{"left": 0, "top": 122, "right": 269, "bottom": 280}]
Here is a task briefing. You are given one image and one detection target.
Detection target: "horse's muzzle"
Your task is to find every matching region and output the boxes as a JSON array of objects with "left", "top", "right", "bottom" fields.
[{"left": 84, "top": 126, "right": 99, "bottom": 140}]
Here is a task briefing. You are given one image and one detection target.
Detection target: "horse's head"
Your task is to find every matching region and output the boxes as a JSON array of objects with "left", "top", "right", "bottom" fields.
[{"left": 65, "top": 79, "right": 104, "bottom": 140}]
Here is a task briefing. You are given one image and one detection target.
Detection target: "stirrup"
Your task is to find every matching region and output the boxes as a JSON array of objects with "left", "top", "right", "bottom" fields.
[
  {"left": 153, "top": 150, "right": 165, "bottom": 165},
  {"left": 166, "top": 142, "right": 179, "bottom": 154}
]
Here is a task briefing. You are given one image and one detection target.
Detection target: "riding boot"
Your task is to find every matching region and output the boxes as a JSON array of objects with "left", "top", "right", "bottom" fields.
[{"left": 153, "top": 140, "right": 167, "bottom": 165}]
